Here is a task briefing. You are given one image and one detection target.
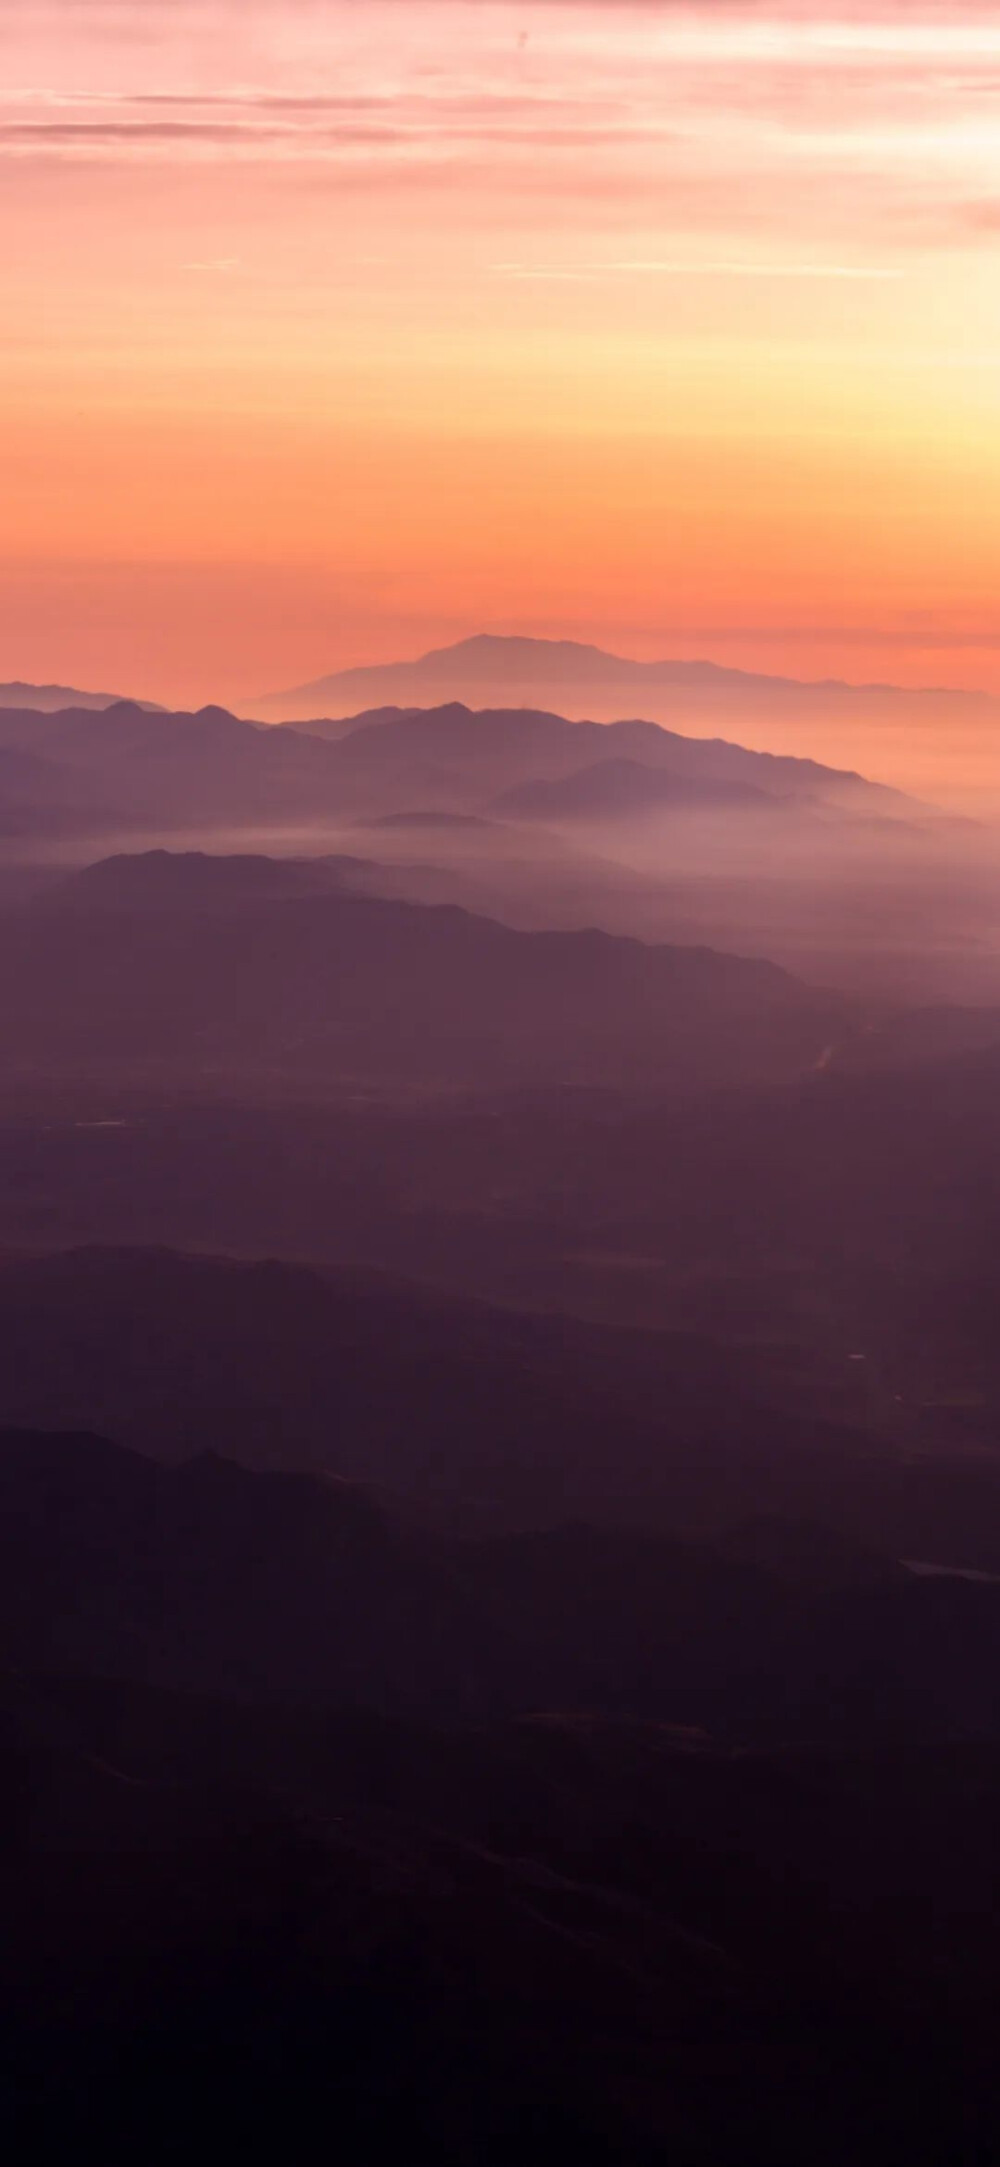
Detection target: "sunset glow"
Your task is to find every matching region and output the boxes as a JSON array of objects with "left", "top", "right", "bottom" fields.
[{"left": 4, "top": 1, "right": 1000, "bottom": 710}]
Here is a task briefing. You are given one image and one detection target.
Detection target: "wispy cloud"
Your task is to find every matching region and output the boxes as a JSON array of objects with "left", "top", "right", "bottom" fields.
[
  {"left": 0, "top": 0, "right": 989, "bottom": 243},
  {"left": 4, "top": 1, "right": 1000, "bottom": 706},
  {"left": 494, "top": 259, "right": 905, "bottom": 279}
]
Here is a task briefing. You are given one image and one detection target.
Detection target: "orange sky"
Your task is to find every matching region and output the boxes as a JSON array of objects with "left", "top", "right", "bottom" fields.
[{"left": 3, "top": 1, "right": 1000, "bottom": 712}]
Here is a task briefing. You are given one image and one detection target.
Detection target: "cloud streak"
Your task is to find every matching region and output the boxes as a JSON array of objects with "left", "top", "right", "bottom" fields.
[
  {"left": 4, "top": 1, "right": 1000, "bottom": 703},
  {"left": 494, "top": 259, "right": 905, "bottom": 278}
]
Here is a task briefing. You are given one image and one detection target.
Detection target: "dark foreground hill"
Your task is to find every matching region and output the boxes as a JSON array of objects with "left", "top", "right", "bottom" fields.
[
  {"left": 3, "top": 1246, "right": 1000, "bottom": 1571},
  {"left": 5, "top": 1435, "right": 1000, "bottom": 2161},
  {"left": 0, "top": 1246, "right": 855, "bottom": 1531},
  {"left": 0, "top": 852, "right": 848, "bottom": 1093},
  {"left": 2, "top": 1423, "right": 1000, "bottom": 1740},
  {"left": 7, "top": 1665, "right": 1000, "bottom": 2164}
]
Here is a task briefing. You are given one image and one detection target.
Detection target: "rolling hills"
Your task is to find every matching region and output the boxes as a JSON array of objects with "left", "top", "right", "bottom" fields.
[
  {"left": 0, "top": 850, "right": 849, "bottom": 1094},
  {"left": 0, "top": 692, "right": 911, "bottom": 838},
  {"left": 3, "top": 1243, "right": 1000, "bottom": 1570}
]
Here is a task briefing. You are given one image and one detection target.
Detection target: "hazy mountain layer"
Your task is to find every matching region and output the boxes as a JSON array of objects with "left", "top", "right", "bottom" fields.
[
  {"left": 255, "top": 632, "right": 992, "bottom": 722},
  {"left": 2, "top": 1046, "right": 999, "bottom": 1474},
  {"left": 0, "top": 681, "right": 160, "bottom": 712},
  {"left": 6, "top": 696, "right": 985, "bottom": 1002},
  {"left": 4, "top": 1418, "right": 1000, "bottom": 1738},
  {"left": 0, "top": 694, "right": 910, "bottom": 840},
  {"left": 251, "top": 636, "right": 997, "bottom": 793},
  {"left": 0, "top": 851, "right": 848, "bottom": 1094},
  {"left": 2, "top": 1245, "right": 1000, "bottom": 1571}
]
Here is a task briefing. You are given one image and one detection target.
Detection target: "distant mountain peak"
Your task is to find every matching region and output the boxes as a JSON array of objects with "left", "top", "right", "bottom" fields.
[
  {"left": 251, "top": 633, "right": 989, "bottom": 730},
  {"left": 425, "top": 633, "right": 615, "bottom": 665},
  {"left": 0, "top": 681, "right": 164, "bottom": 714}
]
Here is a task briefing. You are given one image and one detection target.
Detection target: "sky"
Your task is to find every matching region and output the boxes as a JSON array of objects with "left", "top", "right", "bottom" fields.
[{"left": 3, "top": 0, "right": 1000, "bottom": 710}]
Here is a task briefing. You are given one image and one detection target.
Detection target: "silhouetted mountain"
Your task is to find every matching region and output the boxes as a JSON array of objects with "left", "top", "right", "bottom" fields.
[
  {"left": 253, "top": 632, "right": 995, "bottom": 727},
  {"left": 0, "top": 692, "right": 985, "bottom": 1005},
  {"left": 5, "top": 1422, "right": 1000, "bottom": 1741},
  {"left": 0, "top": 851, "right": 848, "bottom": 1092},
  {"left": 291, "top": 699, "right": 909, "bottom": 813},
  {"left": 0, "top": 681, "right": 162, "bottom": 712},
  {"left": 0, "top": 694, "right": 911, "bottom": 838},
  {"left": 0, "top": 1428, "right": 786, "bottom": 1725},
  {"left": 3, "top": 1245, "right": 1000, "bottom": 1573},
  {"left": 11, "top": 640, "right": 1000, "bottom": 2163},
  {"left": 54, "top": 848, "right": 374, "bottom": 910},
  {"left": 0, "top": 1246, "right": 863, "bottom": 1533},
  {"left": 0, "top": 1429, "right": 505, "bottom": 1714},
  {"left": 6, "top": 1041, "right": 1000, "bottom": 1495},
  {"left": 5, "top": 1266, "right": 1000, "bottom": 2159},
  {"left": 0, "top": 699, "right": 371, "bottom": 833}
]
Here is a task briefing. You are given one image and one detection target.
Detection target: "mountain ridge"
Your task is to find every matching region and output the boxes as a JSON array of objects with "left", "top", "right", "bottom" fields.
[
  {"left": 0, "top": 694, "right": 918, "bottom": 841},
  {"left": 253, "top": 632, "right": 996, "bottom": 723},
  {"left": 282, "top": 699, "right": 913, "bottom": 811},
  {"left": 0, "top": 848, "right": 851, "bottom": 1096},
  {"left": 0, "top": 681, "right": 162, "bottom": 713}
]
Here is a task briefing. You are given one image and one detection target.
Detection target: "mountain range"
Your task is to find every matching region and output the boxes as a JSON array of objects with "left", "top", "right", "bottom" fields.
[
  {"left": 3, "top": 1243, "right": 999, "bottom": 1568},
  {"left": 250, "top": 632, "right": 995, "bottom": 765},
  {"left": 0, "top": 1244, "right": 864, "bottom": 1536},
  {"left": 2, "top": 691, "right": 988, "bottom": 1002},
  {"left": 0, "top": 692, "right": 912, "bottom": 837},
  {"left": 253, "top": 632, "right": 992, "bottom": 718},
  {"left": 0, "top": 680, "right": 161, "bottom": 713},
  {"left": 5, "top": 650, "right": 1000, "bottom": 2159},
  {"left": 287, "top": 698, "right": 911, "bottom": 810},
  {"left": 0, "top": 849, "right": 852, "bottom": 1095},
  {"left": 4, "top": 1413, "right": 1000, "bottom": 1735}
]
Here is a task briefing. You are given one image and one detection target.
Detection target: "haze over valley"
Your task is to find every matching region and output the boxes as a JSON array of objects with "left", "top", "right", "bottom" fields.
[{"left": 7, "top": 602, "right": 1000, "bottom": 2167}]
